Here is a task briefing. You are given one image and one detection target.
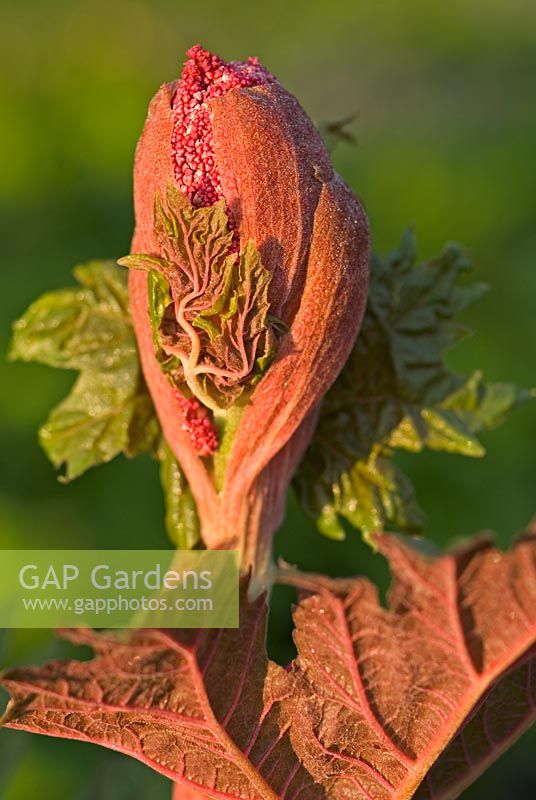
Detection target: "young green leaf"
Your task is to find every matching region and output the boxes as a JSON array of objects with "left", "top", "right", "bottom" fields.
[
  {"left": 437, "top": 369, "right": 535, "bottom": 435},
  {"left": 10, "top": 260, "right": 134, "bottom": 371},
  {"left": 120, "top": 185, "right": 279, "bottom": 412},
  {"left": 39, "top": 363, "right": 140, "bottom": 481},
  {"left": 11, "top": 261, "right": 153, "bottom": 480},
  {"left": 125, "top": 378, "right": 161, "bottom": 458},
  {"left": 297, "top": 445, "right": 425, "bottom": 543},
  {"left": 158, "top": 440, "right": 200, "bottom": 549},
  {"left": 295, "top": 232, "right": 533, "bottom": 541}
]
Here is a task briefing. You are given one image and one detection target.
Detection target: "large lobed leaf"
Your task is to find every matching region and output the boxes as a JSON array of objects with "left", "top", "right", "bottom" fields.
[
  {"left": 288, "top": 528, "right": 536, "bottom": 799},
  {"left": 2, "top": 526, "right": 536, "bottom": 799},
  {"left": 2, "top": 582, "right": 317, "bottom": 800},
  {"left": 295, "top": 232, "right": 533, "bottom": 541},
  {"left": 9, "top": 260, "right": 199, "bottom": 544}
]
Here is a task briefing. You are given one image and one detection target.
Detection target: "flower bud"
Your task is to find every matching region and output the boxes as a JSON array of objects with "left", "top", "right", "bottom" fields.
[{"left": 126, "top": 46, "right": 370, "bottom": 570}]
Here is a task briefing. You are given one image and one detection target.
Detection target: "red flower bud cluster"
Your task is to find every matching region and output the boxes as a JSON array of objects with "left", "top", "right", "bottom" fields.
[
  {"left": 176, "top": 394, "right": 218, "bottom": 457},
  {"left": 172, "top": 45, "right": 273, "bottom": 209},
  {"left": 129, "top": 44, "right": 371, "bottom": 562}
]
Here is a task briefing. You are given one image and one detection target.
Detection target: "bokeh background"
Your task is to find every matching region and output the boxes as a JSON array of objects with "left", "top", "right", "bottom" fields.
[{"left": 1, "top": 0, "right": 535, "bottom": 797}]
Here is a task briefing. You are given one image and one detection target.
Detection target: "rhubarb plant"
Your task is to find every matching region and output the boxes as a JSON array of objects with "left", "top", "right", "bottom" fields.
[{"left": 3, "top": 45, "right": 535, "bottom": 799}]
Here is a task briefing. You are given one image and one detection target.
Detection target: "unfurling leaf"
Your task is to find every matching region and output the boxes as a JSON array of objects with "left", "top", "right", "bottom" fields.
[
  {"left": 10, "top": 259, "right": 205, "bottom": 546},
  {"left": 298, "top": 446, "right": 425, "bottom": 543},
  {"left": 120, "top": 185, "right": 278, "bottom": 413},
  {"left": 125, "top": 379, "right": 161, "bottom": 458},
  {"left": 10, "top": 261, "right": 158, "bottom": 479},
  {"left": 39, "top": 363, "right": 140, "bottom": 481},
  {"left": 10, "top": 260, "right": 134, "bottom": 371},
  {"left": 295, "top": 232, "right": 533, "bottom": 540},
  {"left": 437, "top": 370, "right": 535, "bottom": 438},
  {"left": 158, "top": 440, "right": 200, "bottom": 549},
  {"left": 146, "top": 268, "right": 181, "bottom": 374},
  {"left": 2, "top": 528, "right": 536, "bottom": 799}
]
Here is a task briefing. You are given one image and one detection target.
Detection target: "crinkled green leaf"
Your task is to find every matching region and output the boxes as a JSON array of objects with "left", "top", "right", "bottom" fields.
[
  {"left": 440, "top": 369, "right": 535, "bottom": 432},
  {"left": 11, "top": 261, "right": 155, "bottom": 480},
  {"left": 125, "top": 378, "right": 161, "bottom": 458},
  {"left": 295, "top": 231, "right": 533, "bottom": 541},
  {"left": 121, "top": 185, "right": 279, "bottom": 412},
  {"left": 386, "top": 371, "right": 533, "bottom": 457},
  {"left": 297, "top": 445, "right": 426, "bottom": 543},
  {"left": 10, "top": 260, "right": 134, "bottom": 371},
  {"left": 154, "top": 185, "right": 234, "bottom": 275},
  {"left": 332, "top": 452, "right": 425, "bottom": 544},
  {"left": 11, "top": 259, "right": 202, "bottom": 550},
  {"left": 39, "top": 362, "right": 139, "bottom": 481},
  {"left": 144, "top": 268, "right": 181, "bottom": 374},
  {"left": 158, "top": 440, "right": 200, "bottom": 549},
  {"left": 193, "top": 240, "right": 271, "bottom": 340},
  {"left": 193, "top": 255, "right": 237, "bottom": 340},
  {"left": 386, "top": 404, "right": 485, "bottom": 456}
]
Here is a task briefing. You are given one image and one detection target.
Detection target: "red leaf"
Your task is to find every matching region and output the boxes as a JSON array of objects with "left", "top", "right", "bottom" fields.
[
  {"left": 1, "top": 583, "right": 321, "bottom": 800},
  {"left": 2, "top": 532, "right": 536, "bottom": 799},
  {"left": 173, "top": 785, "right": 211, "bottom": 800},
  {"left": 288, "top": 530, "right": 536, "bottom": 799}
]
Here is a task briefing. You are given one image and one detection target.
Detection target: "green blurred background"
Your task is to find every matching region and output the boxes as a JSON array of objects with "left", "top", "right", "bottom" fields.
[{"left": 0, "top": 0, "right": 534, "bottom": 797}]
